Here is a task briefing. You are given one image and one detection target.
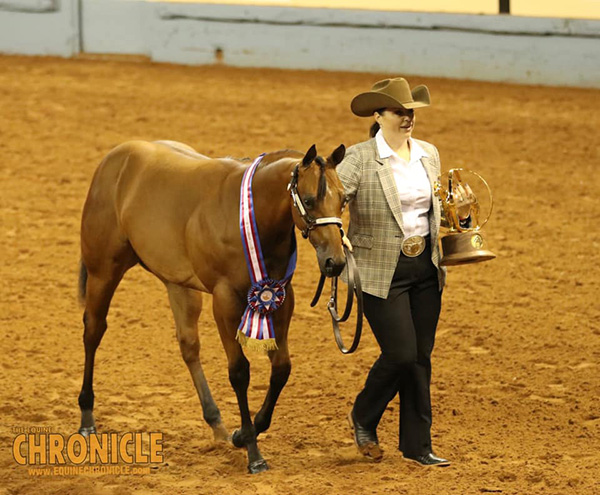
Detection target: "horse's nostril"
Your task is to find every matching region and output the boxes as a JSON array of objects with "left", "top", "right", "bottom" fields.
[
  {"left": 325, "top": 258, "right": 335, "bottom": 275},
  {"left": 325, "top": 258, "right": 345, "bottom": 277}
]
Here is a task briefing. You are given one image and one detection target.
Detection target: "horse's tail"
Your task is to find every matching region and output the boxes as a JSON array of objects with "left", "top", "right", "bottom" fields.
[{"left": 78, "top": 260, "right": 88, "bottom": 306}]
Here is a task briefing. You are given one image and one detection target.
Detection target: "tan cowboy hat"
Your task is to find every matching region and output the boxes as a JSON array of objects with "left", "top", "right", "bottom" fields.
[{"left": 351, "top": 77, "right": 431, "bottom": 117}]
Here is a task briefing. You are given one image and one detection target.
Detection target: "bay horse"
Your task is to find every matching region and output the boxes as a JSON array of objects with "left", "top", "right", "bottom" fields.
[{"left": 77, "top": 140, "right": 347, "bottom": 473}]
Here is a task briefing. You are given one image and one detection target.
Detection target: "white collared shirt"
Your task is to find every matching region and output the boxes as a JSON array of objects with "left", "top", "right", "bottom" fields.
[{"left": 375, "top": 130, "right": 432, "bottom": 237}]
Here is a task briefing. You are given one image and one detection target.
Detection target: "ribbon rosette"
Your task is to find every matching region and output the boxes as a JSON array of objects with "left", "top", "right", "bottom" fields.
[{"left": 247, "top": 279, "right": 286, "bottom": 315}]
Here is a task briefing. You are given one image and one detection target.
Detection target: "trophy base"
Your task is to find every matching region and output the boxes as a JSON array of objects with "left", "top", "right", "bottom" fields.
[{"left": 440, "top": 231, "right": 496, "bottom": 267}]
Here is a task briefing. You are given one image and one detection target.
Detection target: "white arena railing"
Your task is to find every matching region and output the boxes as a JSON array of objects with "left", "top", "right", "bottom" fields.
[{"left": 1, "top": 0, "right": 599, "bottom": 87}]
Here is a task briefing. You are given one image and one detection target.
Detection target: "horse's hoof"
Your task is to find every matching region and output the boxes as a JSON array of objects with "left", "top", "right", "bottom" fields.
[
  {"left": 248, "top": 459, "right": 269, "bottom": 474},
  {"left": 78, "top": 426, "right": 97, "bottom": 437},
  {"left": 213, "top": 424, "right": 230, "bottom": 443},
  {"left": 231, "top": 429, "right": 245, "bottom": 448}
]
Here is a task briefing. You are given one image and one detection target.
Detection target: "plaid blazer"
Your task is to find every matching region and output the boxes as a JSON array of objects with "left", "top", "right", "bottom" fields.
[{"left": 337, "top": 137, "right": 446, "bottom": 299}]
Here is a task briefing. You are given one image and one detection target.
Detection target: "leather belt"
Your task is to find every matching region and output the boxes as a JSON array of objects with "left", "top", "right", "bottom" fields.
[{"left": 401, "top": 235, "right": 427, "bottom": 257}]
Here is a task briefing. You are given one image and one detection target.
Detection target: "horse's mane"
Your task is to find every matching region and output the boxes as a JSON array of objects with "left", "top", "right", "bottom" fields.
[
  {"left": 260, "top": 149, "right": 304, "bottom": 166},
  {"left": 224, "top": 150, "right": 301, "bottom": 166},
  {"left": 314, "top": 156, "right": 328, "bottom": 201},
  {"left": 231, "top": 149, "right": 328, "bottom": 200},
  {"left": 262, "top": 150, "right": 328, "bottom": 200}
]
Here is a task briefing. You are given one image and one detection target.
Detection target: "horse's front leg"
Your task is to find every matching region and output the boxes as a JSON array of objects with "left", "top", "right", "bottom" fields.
[
  {"left": 254, "top": 286, "right": 294, "bottom": 435},
  {"left": 212, "top": 286, "right": 268, "bottom": 474},
  {"left": 254, "top": 345, "right": 291, "bottom": 436}
]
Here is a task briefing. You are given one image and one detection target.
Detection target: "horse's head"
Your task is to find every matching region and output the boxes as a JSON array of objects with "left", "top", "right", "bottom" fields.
[{"left": 289, "top": 144, "right": 347, "bottom": 277}]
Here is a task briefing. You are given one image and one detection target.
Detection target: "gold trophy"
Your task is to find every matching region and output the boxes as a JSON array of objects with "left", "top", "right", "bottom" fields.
[{"left": 434, "top": 168, "right": 496, "bottom": 266}]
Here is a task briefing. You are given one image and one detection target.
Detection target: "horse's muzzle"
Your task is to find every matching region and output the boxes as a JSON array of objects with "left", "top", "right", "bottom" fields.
[{"left": 324, "top": 257, "right": 345, "bottom": 278}]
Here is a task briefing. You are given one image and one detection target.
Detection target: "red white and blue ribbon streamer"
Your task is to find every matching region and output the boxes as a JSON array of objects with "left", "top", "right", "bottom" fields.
[{"left": 238, "top": 154, "right": 297, "bottom": 351}]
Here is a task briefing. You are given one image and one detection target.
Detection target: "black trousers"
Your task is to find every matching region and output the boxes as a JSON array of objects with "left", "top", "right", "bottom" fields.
[{"left": 352, "top": 237, "right": 442, "bottom": 456}]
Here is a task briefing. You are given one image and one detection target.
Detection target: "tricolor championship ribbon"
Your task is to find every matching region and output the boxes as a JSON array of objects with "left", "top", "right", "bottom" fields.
[{"left": 238, "top": 154, "right": 297, "bottom": 352}]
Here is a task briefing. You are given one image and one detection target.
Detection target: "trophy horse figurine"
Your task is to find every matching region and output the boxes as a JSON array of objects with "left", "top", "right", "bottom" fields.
[{"left": 434, "top": 168, "right": 496, "bottom": 266}]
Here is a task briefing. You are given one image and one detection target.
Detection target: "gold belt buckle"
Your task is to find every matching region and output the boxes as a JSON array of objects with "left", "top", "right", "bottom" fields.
[{"left": 401, "top": 235, "right": 426, "bottom": 257}]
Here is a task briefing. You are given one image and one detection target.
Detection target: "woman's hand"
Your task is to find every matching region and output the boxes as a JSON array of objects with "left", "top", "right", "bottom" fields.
[
  {"left": 453, "top": 183, "right": 476, "bottom": 220},
  {"left": 342, "top": 234, "right": 353, "bottom": 252}
]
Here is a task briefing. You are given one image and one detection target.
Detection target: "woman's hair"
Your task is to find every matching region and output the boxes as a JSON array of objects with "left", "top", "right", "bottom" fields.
[
  {"left": 369, "top": 108, "right": 386, "bottom": 138},
  {"left": 369, "top": 122, "right": 380, "bottom": 138}
]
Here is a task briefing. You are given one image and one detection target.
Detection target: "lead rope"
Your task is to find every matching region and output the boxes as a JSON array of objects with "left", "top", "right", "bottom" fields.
[{"left": 310, "top": 245, "right": 363, "bottom": 354}]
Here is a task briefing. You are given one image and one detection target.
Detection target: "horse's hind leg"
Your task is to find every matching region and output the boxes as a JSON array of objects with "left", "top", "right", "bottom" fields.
[
  {"left": 165, "top": 283, "right": 228, "bottom": 442},
  {"left": 78, "top": 259, "right": 135, "bottom": 436}
]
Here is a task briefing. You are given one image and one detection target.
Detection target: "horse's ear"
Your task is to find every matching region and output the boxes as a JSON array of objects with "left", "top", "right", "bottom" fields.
[
  {"left": 302, "top": 144, "right": 317, "bottom": 167},
  {"left": 328, "top": 144, "right": 346, "bottom": 167}
]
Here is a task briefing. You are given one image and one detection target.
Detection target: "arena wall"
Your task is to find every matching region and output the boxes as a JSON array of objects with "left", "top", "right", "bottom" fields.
[
  {"left": 0, "top": 0, "right": 80, "bottom": 56},
  {"left": 1, "top": 0, "right": 599, "bottom": 88}
]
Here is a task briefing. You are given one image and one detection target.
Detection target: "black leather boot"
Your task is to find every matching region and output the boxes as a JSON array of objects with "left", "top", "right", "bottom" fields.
[
  {"left": 404, "top": 452, "right": 451, "bottom": 467},
  {"left": 347, "top": 411, "right": 383, "bottom": 461}
]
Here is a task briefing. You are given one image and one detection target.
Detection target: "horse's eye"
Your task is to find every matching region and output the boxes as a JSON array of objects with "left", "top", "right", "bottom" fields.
[{"left": 302, "top": 197, "right": 315, "bottom": 210}]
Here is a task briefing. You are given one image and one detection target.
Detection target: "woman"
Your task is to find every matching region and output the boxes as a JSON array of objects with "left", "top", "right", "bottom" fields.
[{"left": 337, "top": 77, "right": 460, "bottom": 467}]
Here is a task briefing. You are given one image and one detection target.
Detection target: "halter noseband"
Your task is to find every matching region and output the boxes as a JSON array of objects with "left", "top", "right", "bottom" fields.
[{"left": 287, "top": 164, "right": 344, "bottom": 239}]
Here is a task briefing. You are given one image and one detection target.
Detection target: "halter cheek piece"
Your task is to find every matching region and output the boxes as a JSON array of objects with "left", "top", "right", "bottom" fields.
[{"left": 287, "top": 164, "right": 344, "bottom": 239}]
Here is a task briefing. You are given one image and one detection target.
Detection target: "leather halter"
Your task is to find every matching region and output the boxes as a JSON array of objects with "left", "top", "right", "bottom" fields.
[{"left": 287, "top": 164, "right": 343, "bottom": 239}]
